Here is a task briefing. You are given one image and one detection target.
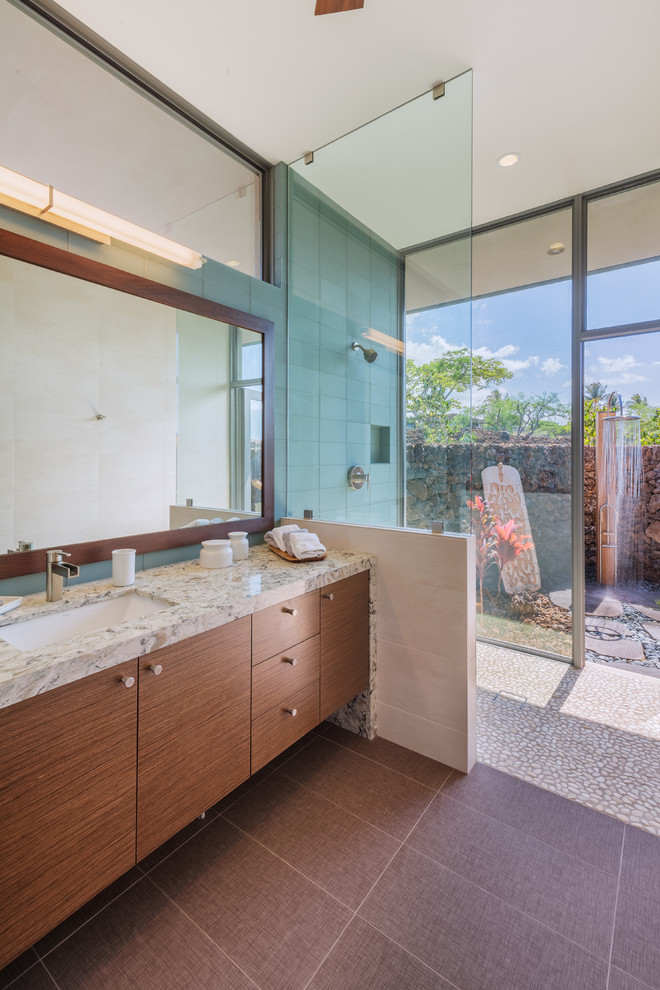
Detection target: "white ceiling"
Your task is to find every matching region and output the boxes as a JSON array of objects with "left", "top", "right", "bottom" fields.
[{"left": 50, "top": 0, "right": 660, "bottom": 226}]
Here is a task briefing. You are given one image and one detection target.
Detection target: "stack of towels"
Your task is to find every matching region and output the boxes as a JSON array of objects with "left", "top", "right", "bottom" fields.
[{"left": 265, "top": 524, "right": 326, "bottom": 560}]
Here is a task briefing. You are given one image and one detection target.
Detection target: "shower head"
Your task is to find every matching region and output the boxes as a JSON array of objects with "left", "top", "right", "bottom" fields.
[{"left": 351, "top": 340, "right": 378, "bottom": 363}]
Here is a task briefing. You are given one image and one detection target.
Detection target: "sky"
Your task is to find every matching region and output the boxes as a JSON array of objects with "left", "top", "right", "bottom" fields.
[{"left": 405, "top": 264, "right": 660, "bottom": 412}]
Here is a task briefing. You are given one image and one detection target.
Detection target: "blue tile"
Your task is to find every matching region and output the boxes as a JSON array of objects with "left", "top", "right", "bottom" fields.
[
  {"left": 143, "top": 544, "right": 201, "bottom": 570},
  {"left": 320, "top": 441, "right": 348, "bottom": 466},
  {"left": 289, "top": 365, "right": 320, "bottom": 393},
  {"left": 319, "top": 487, "right": 348, "bottom": 512},
  {"left": 289, "top": 389, "right": 320, "bottom": 418},
  {"left": 289, "top": 339, "right": 320, "bottom": 371},
  {"left": 321, "top": 417, "right": 346, "bottom": 442},
  {"left": 320, "top": 278, "right": 347, "bottom": 312},
  {"left": 320, "top": 394, "right": 348, "bottom": 420},
  {"left": 288, "top": 415, "right": 320, "bottom": 442},
  {"left": 320, "top": 372, "right": 348, "bottom": 399},
  {"left": 288, "top": 441, "right": 320, "bottom": 467},
  {"left": 320, "top": 464, "right": 347, "bottom": 488},
  {"left": 288, "top": 464, "right": 320, "bottom": 493}
]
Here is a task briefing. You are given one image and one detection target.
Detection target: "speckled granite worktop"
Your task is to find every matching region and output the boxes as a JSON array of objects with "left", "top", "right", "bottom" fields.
[{"left": 0, "top": 546, "right": 374, "bottom": 711}]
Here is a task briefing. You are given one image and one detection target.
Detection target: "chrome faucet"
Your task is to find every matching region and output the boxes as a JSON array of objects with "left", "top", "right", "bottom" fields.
[{"left": 46, "top": 550, "right": 80, "bottom": 602}]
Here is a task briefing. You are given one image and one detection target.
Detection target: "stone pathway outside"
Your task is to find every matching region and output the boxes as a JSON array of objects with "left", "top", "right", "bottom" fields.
[
  {"left": 477, "top": 641, "right": 660, "bottom": 835},
  {"left": 549, "top": 583, "right": 660, "bottom": 671}
]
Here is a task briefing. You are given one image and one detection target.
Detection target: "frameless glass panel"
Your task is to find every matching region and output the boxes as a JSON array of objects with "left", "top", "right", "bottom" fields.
[
  {"left": 587, "top": 179, "right": 660, "bottom": 330},
  {"left": 404, "top": 235, "right": 472, "bottom": 533},
  {"left": 0, "top": 4, "right": 262, "bottom": 276},
  {"left": 583, "top": 333, "right": 660, "bottom": 669},
  {"left": 471, "top": 209, "right": 573, "bottom": 659},
  {"left": 287, "top": 72, "right": 472, "bottom": 525}
]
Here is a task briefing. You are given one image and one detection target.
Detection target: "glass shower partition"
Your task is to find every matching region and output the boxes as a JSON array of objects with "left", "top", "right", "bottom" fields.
[{"left": 286, "top": 72, "right": 473, "bottom": 527}]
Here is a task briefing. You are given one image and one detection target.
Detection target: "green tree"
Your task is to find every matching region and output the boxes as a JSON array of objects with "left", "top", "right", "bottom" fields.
[
  {"left": 406, "top": 348, "right": 512, "bottom": 442},
  {"left": 584, "top": 380, "right": 607, "bottom": 403},
  {"left": 476, "top": 389, "right": 570, "bottom": 437}
]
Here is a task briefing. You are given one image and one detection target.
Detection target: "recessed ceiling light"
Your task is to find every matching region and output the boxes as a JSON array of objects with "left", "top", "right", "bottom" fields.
[
  {"left": 497, "top": 152, "right": 520, "bottom": 168},
  {"left": 547, "top": 242, "right": 566, "bottom": 255},
  {"left": 227, "top": 260, "right": 241, "bottom": 267}
]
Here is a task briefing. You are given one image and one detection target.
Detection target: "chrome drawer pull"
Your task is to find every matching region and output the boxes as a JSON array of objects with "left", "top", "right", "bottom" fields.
[
  {"left": 284, "top": 707, "right": 298, "bottom": 717},
  {"left": 121, "top": 675, "right": 135, "bottom": 689},
  {"left": 282, "top": 606, "right": 297, "bottom": 616},
  {"left": 282, "top": 656, "right": 297, "bottom": 666},
  {"left": 322, "top": 592, "right": 334, "bottom": 601},
  {"left": 149, "top": 664, "right": 163, "bottom": 676}
]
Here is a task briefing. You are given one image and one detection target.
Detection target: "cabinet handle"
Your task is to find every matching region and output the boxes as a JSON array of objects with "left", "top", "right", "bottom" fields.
[
  {"left": 282, "top": 606, "right": 297, "bottom": 616},
  {"left": 284, "top": 707, "right": 298, "bottom": 717},
  {"left": 322, "top": 592, "right": 334, "bottom": 601},
  {"left": 149, "top": 664, "right": 163, "bottom": 676},
  {"left": 282, "top": 656, "right": 297, "bottom": 666},
  {"left": 121, "top": 675, "right": 135, "bottom": 689}
]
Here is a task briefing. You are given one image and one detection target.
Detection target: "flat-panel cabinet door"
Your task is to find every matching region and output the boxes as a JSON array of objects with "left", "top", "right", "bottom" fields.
[
  {"left": 320, "top": 571, "right": 370, "bottom": 721},
  {"left": 136, "top": 618, "right": 251, "bottom": 860},
  {"left": 0, "top": 662, "right": 138, "bottom": 970}
]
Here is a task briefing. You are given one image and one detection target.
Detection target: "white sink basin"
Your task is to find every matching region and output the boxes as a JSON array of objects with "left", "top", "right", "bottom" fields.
[{"left": 0, "top": 593, "right": 171, "bottom": 652}]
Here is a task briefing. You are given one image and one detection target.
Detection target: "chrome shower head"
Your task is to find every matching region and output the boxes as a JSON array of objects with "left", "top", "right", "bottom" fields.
[{"left": 351, "top": 340, "right": 378, "bottom": 363}]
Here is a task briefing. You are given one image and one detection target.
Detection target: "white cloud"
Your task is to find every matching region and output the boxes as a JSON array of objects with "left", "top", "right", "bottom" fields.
[
  {"left": 597, "top": 354, "right": 638, "bottom": 373},
  {"left": 594, "top": 354, "right": 649, "bottom": 385},
  {"left": 405, "top": 334, "right": 458, "bottom": 363},
  {"left": 541, "top": 357, "right": 565, "bottom": 375},
  {"left": 473, "top": 344, "right": 518, "bottom": 360}
]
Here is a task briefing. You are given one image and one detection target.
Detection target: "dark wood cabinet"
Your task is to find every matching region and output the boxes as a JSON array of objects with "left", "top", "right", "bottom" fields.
[
  {"left": 320, "top": 571, "right": 370, "bottom": 720},
  {"left": 0, "top": 569, "right": 370, "bottom": 970},
  {"left": 0, "top": 662, "right": 138, "bottom": 970},
  {"left": 136, "top": 618, "right": 251, "bottom": 860}
]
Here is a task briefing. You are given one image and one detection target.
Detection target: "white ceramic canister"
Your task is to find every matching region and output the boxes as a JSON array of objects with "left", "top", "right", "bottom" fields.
[
  {"left": 199, "top": 539, "right": 232, "bottom": 568},
  {"left": 228, "top": 531, "right": 249, "bottom": 561}
]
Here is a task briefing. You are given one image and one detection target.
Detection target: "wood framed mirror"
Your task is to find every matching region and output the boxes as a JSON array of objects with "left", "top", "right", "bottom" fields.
[{"left": 0, "top": 227, "right": 274, "bottom": 580}]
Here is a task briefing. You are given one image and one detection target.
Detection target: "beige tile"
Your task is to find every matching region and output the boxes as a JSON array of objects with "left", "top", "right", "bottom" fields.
[
  {"left": 376, "top": 638, "right": 469, "bottom": 733},
  {"left": 377, "top": 582, "right": 470, "bottom": 657},
  {"left": 377, "top": 702, "right": 474, "bottom": 773}
]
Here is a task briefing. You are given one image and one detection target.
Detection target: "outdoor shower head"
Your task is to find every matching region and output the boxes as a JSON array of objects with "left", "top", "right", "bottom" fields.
[
  {"left": 351, "top": 340, "right": 378, "bottom": 363},
  {"left": 605, "top": 392, "right": 624, "bottom": 416}
]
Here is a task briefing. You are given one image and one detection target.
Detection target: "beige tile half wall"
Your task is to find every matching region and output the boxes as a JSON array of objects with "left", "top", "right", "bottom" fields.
[{"left": 285, "top": 519, "right": 477, "bottom": 773}]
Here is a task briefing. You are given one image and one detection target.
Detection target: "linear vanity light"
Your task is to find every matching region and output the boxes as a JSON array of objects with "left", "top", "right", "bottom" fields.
[{"left": 0, "top": 165, "right": 204, "bottom": 269}]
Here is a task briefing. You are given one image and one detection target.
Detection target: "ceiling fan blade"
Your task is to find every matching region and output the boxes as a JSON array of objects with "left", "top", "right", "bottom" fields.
[{"left": 315, "top": 0, "right": 364, "bottom": 14}]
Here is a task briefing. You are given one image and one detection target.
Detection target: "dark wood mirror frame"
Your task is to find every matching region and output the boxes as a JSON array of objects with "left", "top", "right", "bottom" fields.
[{"left": 0, "top": 227, "right": 274, "bottom": 580}]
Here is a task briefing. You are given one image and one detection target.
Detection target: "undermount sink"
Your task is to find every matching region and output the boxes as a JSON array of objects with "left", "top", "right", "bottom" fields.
[{"left": 0, "top": 593, "right": 171, "bottom": 652}]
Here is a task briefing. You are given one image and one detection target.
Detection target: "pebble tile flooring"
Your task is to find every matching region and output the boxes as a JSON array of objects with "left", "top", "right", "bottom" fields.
[
  {"left": 2, "top": 721, "right": 660, "bottom": 990},
  {"left": 478, "top": 641, "right": 660, "bottom": 835}
]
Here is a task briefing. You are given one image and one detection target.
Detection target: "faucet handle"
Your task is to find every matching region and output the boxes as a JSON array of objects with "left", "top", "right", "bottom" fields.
[{"left": 46, "top": 549, "right": 70, "bottom": 563}]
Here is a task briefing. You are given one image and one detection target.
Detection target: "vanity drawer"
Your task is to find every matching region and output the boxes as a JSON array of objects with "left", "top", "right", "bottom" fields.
[
  {"left": 252, "top": 590, "right": 320, "bottom": 665},
  {"left": 252, "top": 635, "right": 319, "bottom": 720},
  {"left": 251, "top": 681, "right": 319, "bottom": 773}
]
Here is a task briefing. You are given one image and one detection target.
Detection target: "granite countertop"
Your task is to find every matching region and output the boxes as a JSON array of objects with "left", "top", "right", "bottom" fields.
[{"left": 0, "top": 545, "right": 374, "bottom": 711}]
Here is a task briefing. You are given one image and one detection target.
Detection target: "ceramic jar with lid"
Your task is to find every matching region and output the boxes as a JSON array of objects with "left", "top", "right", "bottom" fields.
[
  {"left": 199, "top": 539, "right": 232, "bottom": 568},
  {"left": 228, "top": 531, "right": 249, "bottom": 561}
]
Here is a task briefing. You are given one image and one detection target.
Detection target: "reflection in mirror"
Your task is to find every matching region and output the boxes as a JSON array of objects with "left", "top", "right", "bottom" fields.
[{"left": 0, "top": 253, "right": 264, "bottom": 557}]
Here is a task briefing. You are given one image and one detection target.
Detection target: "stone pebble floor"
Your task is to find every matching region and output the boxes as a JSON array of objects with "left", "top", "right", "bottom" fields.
[
  {"left": 477, "top": 641, "right": 660, "bottom": 837},
  {"left": 587, "top": 601, "right": 660, "bottom": 671}
]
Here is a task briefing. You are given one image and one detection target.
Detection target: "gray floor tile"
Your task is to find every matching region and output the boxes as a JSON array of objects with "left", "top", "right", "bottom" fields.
[
  {"left": 279, "top": 735, "right": 436, "bottom": 838},
  {"left": 0, "top": 952, "right": 41, "bottom": 990},
  {"left": 308, "top": 916, "right": 455, "bottom": 990},
  {"left": 322, "top": 724, "right": 453, "bottom": 788},
  {"left": 407, "top": 792, "right": 617, "bottom": 957},
  {"left": 223, "top": 769, "right": 399, "bottom": 909},
  {"left": 359, "top": 845, "right": 608, "bottom": 990},
  {"left": 612, "top": 881, "right": 660, "bottom": 989},
  {"left": 621, "top": 823, "right": 660, "bottom": 894},
  {"left": 148, "top": 816, "right": 351, "bottom": 990},
  {"left": 43, "top": 878, "right": 257, "bottom": 990},
  {"left": 441, "top": 762, "right": 624, "bottom": 874}
]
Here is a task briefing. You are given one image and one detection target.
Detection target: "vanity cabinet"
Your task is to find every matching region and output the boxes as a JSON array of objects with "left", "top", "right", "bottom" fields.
[
  {"left": 136, "top": 618, "right": 251, "bottom": 860},
  {"left": 0, "top": 567, "right": 370, "bottom": 970},
  {"left": 0, "top": 662, "right": 138, "bottom": 971},
  {"left": 320, "top": 571, "right": 370, "bottom": 721}
]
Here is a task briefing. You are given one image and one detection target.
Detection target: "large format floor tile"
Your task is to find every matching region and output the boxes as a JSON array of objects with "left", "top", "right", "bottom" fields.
[
  {"left": 441, "top": 761, "right": 624, "bottom": 874},
  {"left": 308, "top": 916, "right": 455, "bottom": 990},
  {"left": 223, "top": 770, "right": 400, "bottom": 909},
  {"left": 322, "top": 724, "right": 453, "bottom": 788},
  {"left": 359, "top": 844, "right": 609, "bottom": 990},
  {"left": 42, "top": 878, "right": 258, "bottom": 990},
  {"left": 620, "top": 822, "right": 660, "bottom": 893},
  {"left": 407, "top": 792, "right": 617, "bottom": 957},
  {"left": 279, "top": 735, "right": 436, "bottom": 838},
  {"left": 611, "top": 881, "right": 660, "bottom": 989},
  {"left": 148, "top": 815, "right": 351, "bottom": 990},
  {"left": 4, "top": 966, "right": 57, "bottom": 990}
]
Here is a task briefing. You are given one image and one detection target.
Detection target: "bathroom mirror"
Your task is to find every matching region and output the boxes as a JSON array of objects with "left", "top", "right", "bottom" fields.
[{"left": 0, "top": 228, "right": 274, "bottom": 579}]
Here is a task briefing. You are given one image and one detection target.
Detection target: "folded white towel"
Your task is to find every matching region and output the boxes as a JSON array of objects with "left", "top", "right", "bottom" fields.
[
  {"left": 282, "top": 528, "right": 307, "bottom": 554},
  {"left": 265, "top": 523, "right": 303, "bottom": 552},
  {"left": 288, "top": 531, "right": 326, "bottom": 560},
  {"left": 179, "top": 518, "right": 211, "bottom": 528}
]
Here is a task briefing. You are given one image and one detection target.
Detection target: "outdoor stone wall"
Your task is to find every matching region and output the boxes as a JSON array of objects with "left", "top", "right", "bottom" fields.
[{"left": 407, "top": 438, "right": 660, "bottom": 591}]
